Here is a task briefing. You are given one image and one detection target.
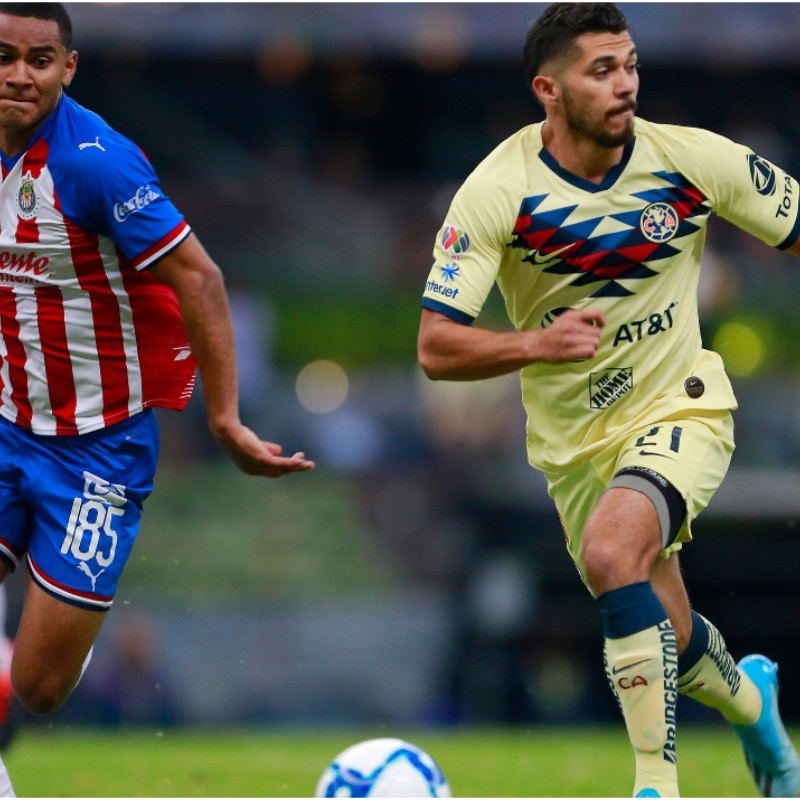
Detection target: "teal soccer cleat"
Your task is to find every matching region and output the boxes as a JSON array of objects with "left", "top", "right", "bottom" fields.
[{"left": 734, "top": 655, "right": 800, "bottom": 797}]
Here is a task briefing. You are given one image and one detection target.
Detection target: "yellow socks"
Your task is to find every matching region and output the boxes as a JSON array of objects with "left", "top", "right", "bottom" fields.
[
  {"left": 677, "top": 611, "right": 761, "bottom": 725},
  {"left": 598, "top": 590, "right": 764, "bottom": 796},
  {"left": 598, "top": 582, "right": 680, "bottom": 797}
]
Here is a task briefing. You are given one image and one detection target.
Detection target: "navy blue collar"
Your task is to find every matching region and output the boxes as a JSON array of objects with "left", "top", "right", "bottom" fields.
[{"left": 538, "top": 137, "right": 636, "bottom": 193}]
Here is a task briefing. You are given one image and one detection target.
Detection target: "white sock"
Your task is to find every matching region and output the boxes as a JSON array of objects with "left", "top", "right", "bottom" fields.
[
  {"left": 0, "top": 754, "right": 14, "bottom": 797},
  {"left": 80, "top": 645, "right": 94, "bottom": 682},
  {"left": 0, "top": 586, "right": 7, "bottom": 638},
  {"left": 65, "top": 645, "right": 94, "bottom": 699}
]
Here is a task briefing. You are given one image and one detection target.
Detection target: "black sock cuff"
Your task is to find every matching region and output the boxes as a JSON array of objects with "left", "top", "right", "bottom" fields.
[
  {"left": 597, "top": 581, "right": 668, "bottom": 640},
  {"left": 678, "top": 610, "right": 710, "bottom": 677}
]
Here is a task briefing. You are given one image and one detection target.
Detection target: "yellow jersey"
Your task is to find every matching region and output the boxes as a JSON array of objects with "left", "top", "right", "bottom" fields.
[{"left": 422, "top": 119, "right": 800, "bottom": 473}]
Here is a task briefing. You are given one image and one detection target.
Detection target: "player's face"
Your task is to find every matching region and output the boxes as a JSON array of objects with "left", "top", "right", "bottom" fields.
[
  {"left": 0, "top": 13, "right": 77, "bottom": 153},
  {"left": 559, "top": 31, "right": 639, "bottom": 149}
]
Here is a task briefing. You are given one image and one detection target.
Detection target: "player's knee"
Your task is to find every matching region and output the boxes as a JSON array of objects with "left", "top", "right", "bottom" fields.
[
  {"left": 581, "top": 536, "right": 622, "bottom": 593},
  {"left": 581, "top": 533, "right": 656, "bottom": 596},
  {"left": 12, "top": 671, "right": 72, "bottom": 715}
]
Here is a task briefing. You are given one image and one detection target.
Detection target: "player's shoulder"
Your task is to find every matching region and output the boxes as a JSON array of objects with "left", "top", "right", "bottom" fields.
[
  {"left": 635, "top": 117, "right": 739, "bottom": 155},
  {"left": 457, "top": 124, "right": 541, "bottom": 201},
  {"left": 49, "top": 94, "right": 146, "bottom": 173},
  {"left": 471, "top": 124, "right": 541, "bottom": 178}
]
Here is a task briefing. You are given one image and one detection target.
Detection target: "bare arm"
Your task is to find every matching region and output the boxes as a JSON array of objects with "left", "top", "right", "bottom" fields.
[
  {"left": 417, "top": 307, "right": 606, "bottom": 381},
  {"left": 150, "top": 234, "right": 314, "bottom": 477}
]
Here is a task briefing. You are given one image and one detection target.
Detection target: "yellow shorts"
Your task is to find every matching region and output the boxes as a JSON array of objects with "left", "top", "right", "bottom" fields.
[{"left": 545, "top": 410, "right": 734, "bottom": 580}]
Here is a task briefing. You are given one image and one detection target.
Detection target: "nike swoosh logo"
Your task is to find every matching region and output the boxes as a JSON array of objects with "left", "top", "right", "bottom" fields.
[
  {"left": 531, "top": 243, "right": 576, "bottom": 264},
  {"left": 682, "top": 681, "right": 706, "bottom": 693},
  {"left": 611, "top": 657, "right": 653, "bottom": 675},
  {"left": 638, "top": 450, "right": 676, "bottom": 460}
]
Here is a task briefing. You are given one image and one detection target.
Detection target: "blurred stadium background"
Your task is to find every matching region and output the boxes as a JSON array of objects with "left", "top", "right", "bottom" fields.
[{"left": 7, "top": 2, "right": 800, "bottom": 739}]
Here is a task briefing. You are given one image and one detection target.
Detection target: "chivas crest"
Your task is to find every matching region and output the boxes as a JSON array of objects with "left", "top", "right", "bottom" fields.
[{"left": 16, "top": 171, "right": 39, "bottom": 221}]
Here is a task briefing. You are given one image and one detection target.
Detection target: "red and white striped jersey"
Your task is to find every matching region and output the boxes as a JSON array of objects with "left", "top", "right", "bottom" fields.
[{"left": 0, "top": 94, "right": 196, "bottom": 435}]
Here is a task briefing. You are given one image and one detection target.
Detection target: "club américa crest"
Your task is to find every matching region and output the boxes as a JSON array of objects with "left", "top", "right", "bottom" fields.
[
  {"left": 639, "top": 202, "right": 678, "bottom": 243},
  {"left": 16, "top": 171, "right": 40, "bottom": 221}
]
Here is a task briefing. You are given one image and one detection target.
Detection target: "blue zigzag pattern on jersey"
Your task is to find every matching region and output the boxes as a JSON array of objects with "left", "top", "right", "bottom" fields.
[{"left": 511, "top": 172, "right": 710, "bottom": 297}]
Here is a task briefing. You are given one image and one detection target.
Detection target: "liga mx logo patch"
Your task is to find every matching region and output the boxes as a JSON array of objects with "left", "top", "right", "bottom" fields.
[
  {"left": 441, "top": 225, "right": 470, "bottom": 257},
  {"left": 16, "top": 171, "right": 39, "bottom": 221},
  {"left": 639, "top": 202, "right": 678, "bottom": 243}
]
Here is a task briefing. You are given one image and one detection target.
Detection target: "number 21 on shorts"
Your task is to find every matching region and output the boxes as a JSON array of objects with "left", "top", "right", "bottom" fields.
[{"left": 635, "top": 425, "right": 683, "bottom": 456}]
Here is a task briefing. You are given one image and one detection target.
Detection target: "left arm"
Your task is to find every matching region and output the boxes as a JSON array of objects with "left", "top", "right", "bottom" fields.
[{"left": 150, "top": 234, "right": 314, "bottom": 477}]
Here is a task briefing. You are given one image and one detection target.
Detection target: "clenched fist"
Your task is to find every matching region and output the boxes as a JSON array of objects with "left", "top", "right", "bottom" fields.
[{"left": 536, "top": 308, "right": 606, "bottom": 363}]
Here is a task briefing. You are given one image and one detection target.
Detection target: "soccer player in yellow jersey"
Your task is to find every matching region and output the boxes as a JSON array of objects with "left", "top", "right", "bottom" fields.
[{"left": 418, "top": 3, "right": 800, "bottom": 797}]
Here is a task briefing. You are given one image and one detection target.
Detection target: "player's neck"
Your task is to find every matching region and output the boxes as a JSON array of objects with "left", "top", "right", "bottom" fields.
[
  {"left": 0, "top": 93, "right": 61, "bottom": 157},
  {"left": 0, "top": 129, "right": 36, "bottom": 158},
  {"left": 541, "top": 121, "right": 627, "bottom": 185}
]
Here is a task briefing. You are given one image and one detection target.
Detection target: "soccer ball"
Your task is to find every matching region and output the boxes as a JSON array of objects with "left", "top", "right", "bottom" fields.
[{"left": 315, "top": 737, "right": 451, "bottom": 797}]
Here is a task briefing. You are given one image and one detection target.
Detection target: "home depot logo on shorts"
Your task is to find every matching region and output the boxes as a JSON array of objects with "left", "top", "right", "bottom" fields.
[{"left": 589, "top": 367, "right": 633, "bottom": 409}]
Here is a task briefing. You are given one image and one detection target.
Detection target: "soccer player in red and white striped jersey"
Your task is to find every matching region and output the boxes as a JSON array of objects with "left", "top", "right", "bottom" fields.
[{"left": 0, "top": 6, "right": 314, "bottom": 791}]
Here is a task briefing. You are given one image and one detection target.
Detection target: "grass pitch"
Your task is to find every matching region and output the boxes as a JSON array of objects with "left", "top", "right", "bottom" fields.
[{"left": 3, "top": 724, "right": 773, "bottom": 797}]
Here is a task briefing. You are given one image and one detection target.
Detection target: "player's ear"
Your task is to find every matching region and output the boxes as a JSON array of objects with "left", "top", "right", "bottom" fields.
[
  {"left": 62, "top": 50, "right": 78, "bottom": 89},
  {"left": 532, "top": 74, "right": 559, "bottom": 108}
]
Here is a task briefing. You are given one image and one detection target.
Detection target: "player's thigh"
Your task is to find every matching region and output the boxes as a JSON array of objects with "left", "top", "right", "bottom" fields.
[
  {"left": 0, "top": 417, "right": 36, "bottom": 570},
  {"left": 615, "top": 412, "right": 734, "bottom": 550},
  {"left": 581, "top": 485, "right": 664, "bottom": 580},
  {"left": 12, "top": 577, "right": 105, "bottom": 690},
  {"left": 25, "top": 411, "right": 159, "bottom": 610},
  {"left": 546, "top": 411, "right": 733, "bottom": 585},
  {"left": 546, "top": 460, "right": 608, "bottom": 583}
]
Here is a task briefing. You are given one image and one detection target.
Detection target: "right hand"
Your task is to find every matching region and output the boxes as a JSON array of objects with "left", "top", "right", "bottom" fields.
[
  {"left": 212, "top": 421, "right": 316, "bottom": 478},
  {"left": 535, "top": 308, "right": 606, "bottom": 363}
]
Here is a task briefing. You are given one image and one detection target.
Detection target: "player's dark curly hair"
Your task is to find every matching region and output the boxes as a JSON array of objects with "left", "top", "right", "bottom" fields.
[
  {"left": 0, "top": 3, "right": 73, "bottom": 49},
  {"left": 523, "top": 3, "right": 629, "bottom": 83}
]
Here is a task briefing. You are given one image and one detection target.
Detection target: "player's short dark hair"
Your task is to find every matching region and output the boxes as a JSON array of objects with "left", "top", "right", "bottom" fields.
[
  {"left": 0, "top": 3, "right": 73, "bottom": 49},
  {"left": 523, "top": 3, "right": 629, "bottom": 83}
]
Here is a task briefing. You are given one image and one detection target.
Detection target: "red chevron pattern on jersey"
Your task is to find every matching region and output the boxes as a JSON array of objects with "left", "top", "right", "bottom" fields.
[{"left": 511, "top": 171, "right": 710, "bottom": 297}]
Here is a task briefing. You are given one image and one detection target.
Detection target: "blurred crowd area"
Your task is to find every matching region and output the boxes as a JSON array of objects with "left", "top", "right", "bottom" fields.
[{"left": 8, "top": 4, "right": 800, "bottom": 732}]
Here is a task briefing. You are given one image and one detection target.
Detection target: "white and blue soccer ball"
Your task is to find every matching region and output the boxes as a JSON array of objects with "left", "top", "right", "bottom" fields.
[{"left": 315, "top": 737, "right": 451, "bottom": 797}]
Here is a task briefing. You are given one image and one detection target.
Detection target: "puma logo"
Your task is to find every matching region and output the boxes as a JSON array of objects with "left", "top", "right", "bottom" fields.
[
  {"left": 79, "top": 136, "right": 106, "bottom": 152},
  {"left": 78, "top": 562, "right": 106, "bottom": 592}
]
